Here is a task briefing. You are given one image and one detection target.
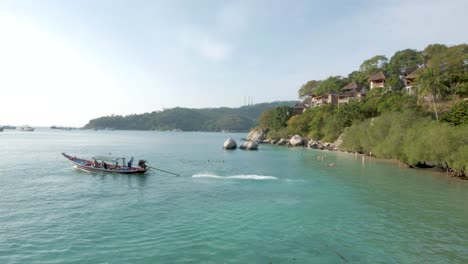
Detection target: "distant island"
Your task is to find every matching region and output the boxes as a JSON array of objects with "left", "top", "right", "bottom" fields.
[
  {"left": 0, "top": 125, "right": 16, "bottom": 129},
  {"left": 83, "top": 101, "right": 296, "bottom": 132},
  {"left": 50, "top": 126, "right": 81, "bottom": 130}
]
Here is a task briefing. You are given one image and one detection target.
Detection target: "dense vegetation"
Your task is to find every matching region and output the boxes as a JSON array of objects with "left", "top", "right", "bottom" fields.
[
  {"left": 83, "top": 101, "right": 296, "bottom": 132},
  {"left": 298, "top": 44, "right": 467, "bottom": 98},
  {"left": 258, "top": 43, "right": 468, "bottom": 176},
  {"left": 341, "top": 106, "right": 467, "bottom": 176}
]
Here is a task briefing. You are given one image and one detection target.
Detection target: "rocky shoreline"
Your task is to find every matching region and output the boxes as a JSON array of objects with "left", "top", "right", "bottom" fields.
[
  {"left": 245, "top": 129, "right": 344, "bottom": 152},
  {"left": 243, "top": 129, "right": 467, "bottom": 179}
]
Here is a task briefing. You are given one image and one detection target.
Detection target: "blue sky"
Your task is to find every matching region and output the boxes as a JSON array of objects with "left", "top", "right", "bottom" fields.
[{"left": 0, "top": 0, "right": 467, "bottom": 126}]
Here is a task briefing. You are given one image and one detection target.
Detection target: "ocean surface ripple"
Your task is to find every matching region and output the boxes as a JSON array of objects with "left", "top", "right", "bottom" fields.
[{"left": 0, "top": 129, "right": 467, "bottom": 263}]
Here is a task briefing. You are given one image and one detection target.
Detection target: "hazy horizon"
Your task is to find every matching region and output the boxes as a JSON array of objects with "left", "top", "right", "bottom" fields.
[
  {"left": 1, "top": 0, "right": 467, "bottom": 126},
  {"left": 2, "top": 100, "right": 296, "bottom": 127}
]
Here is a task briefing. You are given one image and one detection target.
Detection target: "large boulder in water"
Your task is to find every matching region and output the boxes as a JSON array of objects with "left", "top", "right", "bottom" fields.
[
  {"left": 290, "top": 135, "right": 304, "bottom": 147},
  {"left": 239, "top": 141, "right": 259, "bottom": 150},
  {"left": 223, "top": 138, "right": 237, "bottom": 150},
  {"left": 246, "top": 129, "right": 266, "bottom": 142}
]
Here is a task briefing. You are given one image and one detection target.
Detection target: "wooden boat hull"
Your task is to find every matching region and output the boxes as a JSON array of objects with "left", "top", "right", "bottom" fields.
[{"left": 62, "top": 153, "right": 148, "bottom": 174}]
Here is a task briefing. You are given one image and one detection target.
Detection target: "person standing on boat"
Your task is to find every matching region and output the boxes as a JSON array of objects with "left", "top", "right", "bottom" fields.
[{"left": 128, "top": 157, "right": 134, "bottom": 168}]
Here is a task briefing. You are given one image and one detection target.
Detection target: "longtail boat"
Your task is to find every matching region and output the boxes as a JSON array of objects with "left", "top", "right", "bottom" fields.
[{"left": 62, "top": 153, "right": 149, "bottom": 174}]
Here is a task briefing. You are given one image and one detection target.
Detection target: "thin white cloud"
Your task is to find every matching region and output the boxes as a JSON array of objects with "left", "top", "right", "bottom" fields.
[
  {"left": 199, "top": 36, "right": 232, "bottom": 61},
  {"left": 177, "top": 27, "right": 232, "bottom": 62},
  {"left": 173, "top": 1, "right": 256, "bottom": 63}
]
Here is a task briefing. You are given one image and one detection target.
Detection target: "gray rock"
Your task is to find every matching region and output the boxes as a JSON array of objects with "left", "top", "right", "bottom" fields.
[
  {"left": 239, "top": 141, "right": 259, "bottom": 150},
  {"left": 289, "top": 135, "right": 304, "bottom": 147},
  {"left": 323, "top": 142, "right": 335, "bottom": 150},
  {"left": 246, "top": 129, "right": 266, "bottom": 142},
  {"left": 223, "top": 138, "right": 237, "bottom": 150},
  {"left": 334, "top": 134, "right": 344, "bottom": 149},
  {"left": 277, "top": 138, "right": 289, "bottom": 145},
  {"left": 308, "top": 140, "right": 319, "bottom": 149}
]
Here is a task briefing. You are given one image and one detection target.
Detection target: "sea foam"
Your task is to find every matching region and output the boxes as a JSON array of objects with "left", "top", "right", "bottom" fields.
[{"left": 192, "top": 173, "right": 277, "bottom": 180}]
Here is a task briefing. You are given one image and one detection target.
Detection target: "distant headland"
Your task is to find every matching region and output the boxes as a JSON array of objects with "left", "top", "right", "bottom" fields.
[{"left": 83, "top": 101, "right": 296, "bottom": 132}]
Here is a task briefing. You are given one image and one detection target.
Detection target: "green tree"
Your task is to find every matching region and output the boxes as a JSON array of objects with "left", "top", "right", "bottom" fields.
[
  {"left": 423, "top": 44, "right": 468, "bottom": 96},
  {"left": 348, "top": 71, "right": 368, "bottom": 86},
  {"left": 417, "top": 67, "right": 448, "bottom": 120},
  {"left": 322, "top": 102, "right": 367, "bottom": 141},
  {"left": 376, "top": 92, "right": 418, "bottom": 113},
  {"left": 388, "top": 49, "right": 423, "bottom": 77},
  {"left": 387, "top": 49, "right": 423, "bottom": 90},
  {"left": 298, "top": 80, "right": 321, "bottom": 98},
  {"left": 258, "top": 109, "right": 274, "bottom": 129},
  {"left": 258, "top": 106, "right": 293, "bottom": 130},
  {"left": 313, "top": 76, "right": 349, "bottom": 95},
  {"left": 440, "top": 44, "right": 468, "bottom": 95},
  {"left": 359, "top": 55, "right": 388, "bottom": 76},
  {"left": 422, "top": 44, "right": 448, "bottom": 63},
  {"left": 441, "top": 100, "right": 468, "bottom": 126}
]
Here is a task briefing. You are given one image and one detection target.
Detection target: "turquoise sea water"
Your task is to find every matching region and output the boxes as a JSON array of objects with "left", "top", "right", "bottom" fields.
[{"left": 0, "top": 129, "right": 467, "bottom": 263}]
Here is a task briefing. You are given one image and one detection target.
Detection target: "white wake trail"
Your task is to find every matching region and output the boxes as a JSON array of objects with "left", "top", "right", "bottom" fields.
[{"left": 192, "top": 173, "right": 277, "bottom": 180}]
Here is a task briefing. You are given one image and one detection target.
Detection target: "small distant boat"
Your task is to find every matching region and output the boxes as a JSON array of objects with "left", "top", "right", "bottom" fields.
[
  {"left": 62, "top": 153, "right": 149, "bottom": 174},
  {"left": 18, "top": 125, "right": 34, "bottom": 132}
]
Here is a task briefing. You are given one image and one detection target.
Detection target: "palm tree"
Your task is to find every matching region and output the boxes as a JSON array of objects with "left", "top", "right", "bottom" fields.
[{"left": 416, "top": 67, "right": 447, "bottom": 120}]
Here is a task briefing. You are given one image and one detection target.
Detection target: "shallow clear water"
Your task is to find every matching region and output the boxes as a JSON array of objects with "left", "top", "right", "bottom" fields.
[{"left": 0, "top": 129, "right": 467, "bottom": 263}]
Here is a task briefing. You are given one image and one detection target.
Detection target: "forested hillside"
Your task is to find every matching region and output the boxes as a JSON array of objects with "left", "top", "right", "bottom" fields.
[
  {"left": 257, "top": 43, "right": 467, "bottom": 176},
  {"left": 83, "top": 101, "right": 296, "bottom": 132}
]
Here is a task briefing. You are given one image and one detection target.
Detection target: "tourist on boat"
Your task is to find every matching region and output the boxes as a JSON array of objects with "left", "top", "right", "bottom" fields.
[
  {"left": 93, "top": 159, "right": 99, "bottom": 167},
  {"left": 103, "top": 162, "right": 108, "bottom": 170},
  {"left": 128, "top": 157, "right": 134, "bottom": 168}
]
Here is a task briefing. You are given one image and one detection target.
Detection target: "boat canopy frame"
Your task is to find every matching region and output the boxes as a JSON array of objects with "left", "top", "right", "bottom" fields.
[{"left": 91, "top": 155, "right": 128, "bottom": 163}]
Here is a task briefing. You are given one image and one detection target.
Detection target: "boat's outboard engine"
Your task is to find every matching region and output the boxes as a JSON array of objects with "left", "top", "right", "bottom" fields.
[{"left": 138, "top": 160, "right": 147, "bottom": 169}]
